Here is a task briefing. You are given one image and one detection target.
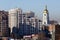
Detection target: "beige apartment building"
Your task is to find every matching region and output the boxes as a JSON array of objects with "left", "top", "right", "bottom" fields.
[{"left": 9, "top": 8, "right": 22, "bottom": 32}]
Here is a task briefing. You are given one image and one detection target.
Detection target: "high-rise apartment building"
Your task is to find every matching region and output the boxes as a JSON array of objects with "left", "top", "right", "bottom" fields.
[
  {"left": 24, "top": 11, "right": 35, "bottom": 18},
  {"left": 29, "top": 17, "right": 42, "bottom": 33},
  {"left": 22, "top": 16, "right": 42, "bottom": 34},
  {"left": 19, "top": 11, "right": 42, "bottom": 35},
  {"left": 0, "top": 10, "right": 9, "bottom": 37},
  {"left": 9, "top": 8, "right": 22, "bottom": 32},
  {"left": 22, "top": 11, "right": 35, "bottom": 24}
]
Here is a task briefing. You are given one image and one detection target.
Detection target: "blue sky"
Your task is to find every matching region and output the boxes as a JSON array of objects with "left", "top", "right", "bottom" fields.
[{"left": 0, "top": 0, "right": 60, "bottom": 22}]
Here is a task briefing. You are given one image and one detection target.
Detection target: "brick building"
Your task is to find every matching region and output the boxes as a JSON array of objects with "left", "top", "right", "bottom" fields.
[{"left": 55, "top": 24, "right": 60, "bottom": 40}]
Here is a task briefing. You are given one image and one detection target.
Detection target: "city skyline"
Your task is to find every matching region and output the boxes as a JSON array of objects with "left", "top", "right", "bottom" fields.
[
  {"left": 0, "top": 0, "right": 60, "bottom": 40},
  {"left": 0, "top": 0, "right": 60, "bottom": 22},
  {"left": 0, "top": 8, "right": 59, "bottom": 40}
]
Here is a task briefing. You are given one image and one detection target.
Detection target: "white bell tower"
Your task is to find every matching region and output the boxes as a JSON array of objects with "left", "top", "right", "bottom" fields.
[{"left": 42, "top": 5, "right": 49, "bottom": 25}]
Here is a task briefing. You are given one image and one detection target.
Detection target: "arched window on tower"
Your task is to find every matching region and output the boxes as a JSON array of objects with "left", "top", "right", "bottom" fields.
[
  {"left": 44, "top": 14, "right": 46, "bottom": 16},
  {"left": 44, "top": 22, "right": 46, "bottom": 24}
]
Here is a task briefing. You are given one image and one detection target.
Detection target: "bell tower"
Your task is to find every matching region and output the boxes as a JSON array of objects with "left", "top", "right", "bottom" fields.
[{"left": 42, "top": 5, "right": 49, "bottom": 25}]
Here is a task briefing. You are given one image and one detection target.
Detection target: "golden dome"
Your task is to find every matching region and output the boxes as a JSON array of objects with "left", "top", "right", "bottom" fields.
[{"left": 43, "top": 5, "right": 48, "bottom": 13}]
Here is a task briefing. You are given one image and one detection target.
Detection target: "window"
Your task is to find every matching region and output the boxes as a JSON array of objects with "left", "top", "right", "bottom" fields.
[{"left": 44, "top": 22, "right": 46, "bottom": 24}]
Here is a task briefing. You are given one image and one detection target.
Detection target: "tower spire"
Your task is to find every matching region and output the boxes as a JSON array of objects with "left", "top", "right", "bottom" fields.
[
  {"left": 45, "top": 5, "right": 47, "bottom": 10},
  {"left": 44, "top": 5, "right": 48, "bottom": 12},
  {"left": 46, "top": 5, "right": 47, "bottom": 9}
]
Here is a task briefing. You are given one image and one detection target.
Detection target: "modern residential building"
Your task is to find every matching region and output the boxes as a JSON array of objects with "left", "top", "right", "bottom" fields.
[
  {"left": 23, "top": 11, "right": 42, "bottom": 30},
  {"left": 0, "top": 10, "right": 9, "bottom": 37},
  {"left": 30, "top": 17, "right": 42, "bottom": 30},
  {"left": 22, "top": 11, "right": 35, "bottom": 24},
  {"left": 18, "top": 11, "right": 42, "bottom": 35},
  {"left": 22, "top": 17, "right": 42, "bottom": 34},
  {"left": 8, "top": 8, "right": 22, "bottom": 32},
  {"left": 24, "top": 11, "right": 35, "bottom": 18}
]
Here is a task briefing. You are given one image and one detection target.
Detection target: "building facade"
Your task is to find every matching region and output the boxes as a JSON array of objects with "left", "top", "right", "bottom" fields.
[
  {"left": 48, "top": 24, "right": 55, "bottom": 40},
  {"left": 0, "top": 10, "right": 9, "bottom": 37},
  {"left": 9, "top": 8, "right": 22, "bottom": 32},
  {"left": 24, "top": 11, "right": 35, "bottom": 18},
  {"left": 18, "top": 11, "right": 42, "bottom": 35},
  {"left": 22, "top": 16, "right": 42, "bottom": 34},
  {"left": 55, "top": 24, "right": 60, "bottom": 40}
]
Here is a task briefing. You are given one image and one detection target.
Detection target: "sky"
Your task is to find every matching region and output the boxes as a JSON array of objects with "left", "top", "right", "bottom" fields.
[{"left": 0, "top": 0, "right": 60, "bottom": 22}]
